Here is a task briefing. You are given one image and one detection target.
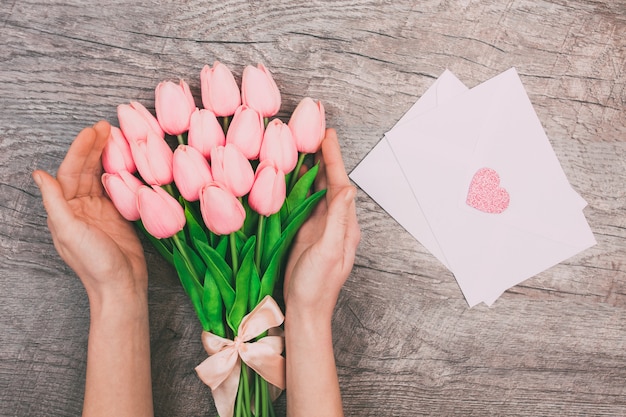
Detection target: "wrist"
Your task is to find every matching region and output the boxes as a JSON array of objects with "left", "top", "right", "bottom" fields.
[
  {"left": 88, "top": 286, "right": 148, "bottom": 322},
  {"left": 285, "top": 302, "right": 334, "bottom": 335}
]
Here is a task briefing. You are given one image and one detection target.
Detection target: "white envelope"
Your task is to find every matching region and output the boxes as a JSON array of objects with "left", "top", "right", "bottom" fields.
[
  {"left": 349, "top": 70, "right": 468, "bottom": 268},
  {"left": 384, "top": 68, "right": 596, "bottom": 306}
]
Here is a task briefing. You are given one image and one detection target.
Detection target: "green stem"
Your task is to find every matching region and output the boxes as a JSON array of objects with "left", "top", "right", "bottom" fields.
[
  {"left": 255, "top": 215, "right": 265, "bottom": 268},
  {"left": 177, "top": 134, "right": 185, "bottom": 145},
  {"left": 172, "top": 233, "right": 200, "bottom": 281},
  {"left": 161, "top": 183, "right": 175, "bottom": 196},
  {"left": 230, "top": 233, "right": 239, "bottom": 276},
  {"left": 267, "top": 379, "right": 273, "bottom": 417},
  {"left": 255, "top": 372, "right": 261, "bottom": 417},
  {"left": 241, "top": 364, "right": 251, "bottom": 417},
  {"left": 235, "top": 371, "right": 244, "bottom": 417},
  {"left": 263, "top": 117, "right": 269, "bottom": 128},
  {"left": 222, "top": 116, "right": 231, "bottom": 134},
  {"left": 288, "top": 152, "right": 307, "bottom": 191}
]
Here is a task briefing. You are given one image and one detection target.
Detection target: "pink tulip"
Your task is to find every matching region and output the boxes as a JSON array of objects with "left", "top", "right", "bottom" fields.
[
  {"left": 200, "top": 61, "right": 241, "bottom": 117},
  {"left": 225, "top": 105, "right": 264, "bottom": 159},
  {"left": 155, "top": 79, "right": 196, "bottom": 135},
  {"left": 102, "top": 170, "right": 143, "bottom": 221},
  {"left": 241, "top": 63, "right": 281, "bottom": 117},
  {"left": 260, "top": 118, "right": 298, "bottom": 173},
  {"left": 102, "top": 126, "right": 136, "bottom": 174},
  {"left": 128, "top": 130, "right": 174, "bottom": 186},
  {"left": 288, "top": 97, "right": 326, "bottom": 153},
  {"left": 187, "top": 108, "right": 225, "bottom": 159},
  {"left": 248, "top": 160, "right": 286, "bottom": 216},
  {"left": 137, "top": 185, "right": 186, "bottom": 239},
  {"left": 199, "top": 183, "right": 246, "bottom": 235},
  {"left": 173, "top": 145, "right": 213, "bottom": 201},
  {"left": 210, "top": 144, "right": 254, "bottom": 197},
  {"left": 117, "top": 101, "right": 165, "bottom": 143}
]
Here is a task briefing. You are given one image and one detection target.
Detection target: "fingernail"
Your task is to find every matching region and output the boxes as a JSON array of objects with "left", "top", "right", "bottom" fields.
[
  {"left": 32, "top": 172, "right": 42, "bottom": 187},
  {"left": 345, "top": 186, "right": 356, "bottom": 201}
]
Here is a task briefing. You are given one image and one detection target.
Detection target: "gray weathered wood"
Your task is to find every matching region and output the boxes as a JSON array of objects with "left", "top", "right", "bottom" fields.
[{"left": 1, "top": 0, "right": 624, "bottom": 416}]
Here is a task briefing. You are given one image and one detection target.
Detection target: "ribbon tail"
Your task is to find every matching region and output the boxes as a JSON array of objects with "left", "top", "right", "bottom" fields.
[
  {"left": 268, "top": 383, "right": 282, "bottom": 402},
  {"left": 211, "top": 360, "right": 241, "bottom": 417},
  {"left": 240, "top": 336, "right": 286, "bottom": 390},
  {"left": 195, "top": 347, "right": 239, "bottom": 390}
]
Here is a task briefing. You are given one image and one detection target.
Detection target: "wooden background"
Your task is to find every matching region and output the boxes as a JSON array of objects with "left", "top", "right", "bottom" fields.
[{"left": 1, "top": 0, "right": 625, "bottom": 416}]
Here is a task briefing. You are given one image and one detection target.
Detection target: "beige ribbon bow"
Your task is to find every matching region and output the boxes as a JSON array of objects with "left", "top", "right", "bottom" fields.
[{"left": 195, "top": 296, "right": 286, "bottom": 417}]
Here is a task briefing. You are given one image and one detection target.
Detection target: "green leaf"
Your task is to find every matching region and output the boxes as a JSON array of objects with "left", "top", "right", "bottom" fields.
[
  {"left": 242, "top": 196, "right": 260, "bottom": 237},
  {"left": 228, "top": 237, "right": 256, "bottom": 333},
  {"left": 195, "top": 240, "right": 236, "bottom": 313},
  {"left": 261, "top": 211, "right": 282, "bottom": 272},
  {"left": 248, "top": 266, "right": 261, "bottom": 313},
  {"left": 174, "top": 230, "right": 207, "bottom": 285},
  {"left": 183, "top": 200, "right": 209, "bottom": 249},
  {"left": 203, "top": 270, "right": 226, "bottom": 337},
  {"left": 215, "top": 235, "right": 229, "bottom": 258},
  {"left": 135, "top": 220, "right": 174, "bottom": 265},
  {"left": 283, "top": 189, "right": 326, "bottom": 229},
  {"left": 284, "top": 162, "right": 320, "bottom": 221},
  {"left": 259, "top": 189, "right": 327, "bottom": 300},
  {"left": 173, "top": 244, "right": 210, "bottom": 330}
]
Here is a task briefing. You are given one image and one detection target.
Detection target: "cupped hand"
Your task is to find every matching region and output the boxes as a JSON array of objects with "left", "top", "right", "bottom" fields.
[
  {"left": 284, "top": 129, "right": 361, "bottom": 320},
  {"left": 33, "top": 121, "right": 147, "bottom": 304}
]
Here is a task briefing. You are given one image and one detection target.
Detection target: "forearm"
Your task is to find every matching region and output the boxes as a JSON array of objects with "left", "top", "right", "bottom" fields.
[
  {"left": 285, "top": 308, "right": 344, "bottom": 417},
  {"left": 83, "top": 290, "right": 153, "bottom": 417}
]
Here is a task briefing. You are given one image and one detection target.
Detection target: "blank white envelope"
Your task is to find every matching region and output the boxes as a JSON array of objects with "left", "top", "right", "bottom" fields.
[
  {"left": 350, "top": 70, "right": 468, "bottom": 269},
  {"left": 351, "top": 68, "right": 596, "bottom": 307}
]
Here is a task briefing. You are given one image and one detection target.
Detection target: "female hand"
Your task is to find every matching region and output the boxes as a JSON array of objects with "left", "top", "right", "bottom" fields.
[
  {"left": 33, "top": 120, "right": 148, "bottom": 304},
  {"left": 284, "top": 128, "right": 361, "bottom": 320}
]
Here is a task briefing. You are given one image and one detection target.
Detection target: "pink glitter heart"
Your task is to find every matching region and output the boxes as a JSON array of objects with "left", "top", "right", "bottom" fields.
[{"left": 466, "top": 168, "right": 510, "bottom": 214}]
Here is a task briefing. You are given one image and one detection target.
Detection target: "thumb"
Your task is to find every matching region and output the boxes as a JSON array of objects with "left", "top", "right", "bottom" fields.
[
  {"left": 32, "top": 170, "right": 75, "bottom": 231},
  {"left": 320, "top": 185, "right": 356, "bottom": 252}
]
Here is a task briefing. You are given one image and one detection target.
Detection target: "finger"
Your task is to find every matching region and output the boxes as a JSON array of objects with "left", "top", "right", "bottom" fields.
[
  {"left": 319, "top": 129, "right": 351, "bottom": 201},
  {"left": 57, "top": 121, "right": 111, "bottom": 199},
  {"left": 88, "top": 120, "right": 111, "bottom": 196},
  {"left": 33, "top": 170, "right": 76, "bottom": 239},
  {"left": 56, "top": 126, "right": 97, "bottom": 200},
  {"left": 313, "top": 147, "right": 328, "bottom": 192},
  {"left": 319, "top": 186, "right": 357, "bottom": 267}
]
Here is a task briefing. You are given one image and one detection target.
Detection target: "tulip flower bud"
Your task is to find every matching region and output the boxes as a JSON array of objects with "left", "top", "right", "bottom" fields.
[
  {"left": 199, "top": 183, "right": 246, "bottom": 235},
  {"left": 241, "top": 63, "right": 281, "bottom": 118},
  {"left": 173, "top": 145, "right": 213, "bottom": 202},
  {"left": 102, "top": 126, "right": 136, "bottom": 174},
  {"left": 187, "top": 108, "right": 225, "bottom": 159},
  {"left": 155, "top": 79, "right": 196, "bottom": 135},
  {"left": 118, "top": 101, "right": 165, "bottom": 143},
  {"left": 248, "top": 160, "right": 286, "bottom": 216},
  {"left": 137, "top": 185, "right": 186, "bottom": 239},
  {"left": 210, "top": 144, "right": 254, "bottom": 197},
  {"left": 200, "top": 61, "right": 241, "bottom": 117},
  {"left": 260, "top": 118, "right": 298, "bottom": 174},
  {"left": 102, "top": 171, "right": 143, "bottom": 221},
  {"left": 225, "top": 105, "right": 264, "bottom": 159},
  {"left": 128, "top": 130, "right": 174, "bottom": 186},
  {"left": 288, "top": 97, "right": 326, "bottom": 153}
]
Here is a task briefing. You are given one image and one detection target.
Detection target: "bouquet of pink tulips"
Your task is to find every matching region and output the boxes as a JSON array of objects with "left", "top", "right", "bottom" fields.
[{"left": 100, "top": 62, "right": 326, "bottom": 417}]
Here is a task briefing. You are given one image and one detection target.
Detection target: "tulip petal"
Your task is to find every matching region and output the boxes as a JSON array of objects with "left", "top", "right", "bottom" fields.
[
  {"left": 199, "top": 184, "right": 246, "bottom": 235},
  {"left": 137, "top": 185, "right": 186, "bottom": 238}
]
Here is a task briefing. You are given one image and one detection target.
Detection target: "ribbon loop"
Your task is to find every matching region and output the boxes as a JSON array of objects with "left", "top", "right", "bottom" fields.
[{"left": 194, "top": 296, "right": 285, "bottom": 417}]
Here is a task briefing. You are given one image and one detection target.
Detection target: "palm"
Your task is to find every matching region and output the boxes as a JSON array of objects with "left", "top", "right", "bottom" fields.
[
  {"left": 65, "top": 195, "right": 145, "bottom": 286},
  {"left": 39, "top": 121, "right": 147, "bottom": 296}
]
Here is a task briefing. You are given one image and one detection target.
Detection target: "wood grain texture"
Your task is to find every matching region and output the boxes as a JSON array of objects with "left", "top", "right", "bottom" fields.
[{"left": 1, "top": 0, "right": 624, "bottom": 416}]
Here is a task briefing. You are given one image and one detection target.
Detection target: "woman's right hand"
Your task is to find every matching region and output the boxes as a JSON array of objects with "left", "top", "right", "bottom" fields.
[{"left": 283, "top": 128, "right": 361, "bottom": 320}]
